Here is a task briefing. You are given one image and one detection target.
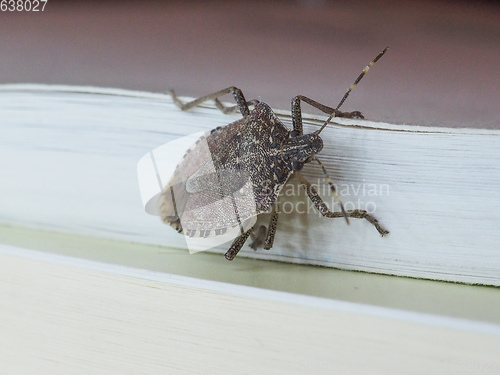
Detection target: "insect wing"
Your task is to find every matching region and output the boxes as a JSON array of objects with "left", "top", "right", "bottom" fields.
[{"left": 159, "top": 128, "right": 258, "bottom": 239}]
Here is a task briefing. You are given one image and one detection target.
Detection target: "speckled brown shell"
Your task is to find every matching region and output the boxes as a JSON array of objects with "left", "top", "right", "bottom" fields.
[{"left": 159, "top": 102, "right": 294, "bottom": 238}]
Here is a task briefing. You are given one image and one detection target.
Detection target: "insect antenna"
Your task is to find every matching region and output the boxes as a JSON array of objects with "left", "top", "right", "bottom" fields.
[
  {"left": 317, "top": 46, "right": 389, "bottom": 135},
  {"left": 312, "top": 157, "right": 350, "bottom": 224}
]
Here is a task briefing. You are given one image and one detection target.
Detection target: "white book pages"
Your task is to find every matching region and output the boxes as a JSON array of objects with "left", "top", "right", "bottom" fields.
[{"left": 1, "top": 84, "right": 499, "bottom": 285}]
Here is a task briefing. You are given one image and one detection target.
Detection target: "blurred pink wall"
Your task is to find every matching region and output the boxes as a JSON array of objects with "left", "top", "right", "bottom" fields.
[{"left": 1, "top": 0, "right": 499, "bottom": 128}]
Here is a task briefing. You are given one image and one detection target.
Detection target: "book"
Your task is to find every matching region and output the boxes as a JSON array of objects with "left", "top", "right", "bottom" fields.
[
  {"left": 1, "top": 243, "right": 499, "bottom": 375},
  {"left": 1, "top": 84, "right": 500, "bottom": 374},
  {"left": 1, "top": 84, "right": 499, "bottom": 286}
]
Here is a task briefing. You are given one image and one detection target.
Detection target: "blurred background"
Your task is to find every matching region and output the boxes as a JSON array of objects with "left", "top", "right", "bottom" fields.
[{"left": 1, "top": 0, "right": 499, "bottom": 128}]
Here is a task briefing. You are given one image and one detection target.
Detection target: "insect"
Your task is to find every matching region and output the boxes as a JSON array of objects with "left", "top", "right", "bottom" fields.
[{"left": 160, "top": 47, "right": 390, "bottom": 260}]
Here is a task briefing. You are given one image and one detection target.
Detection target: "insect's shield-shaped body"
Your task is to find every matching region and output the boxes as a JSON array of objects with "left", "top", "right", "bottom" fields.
[
  {"left": 159, "top": 102, "right": 322, "bottom": 252},
  {"left": 154, "top": 47, "right": 389, "bottom": 259}
]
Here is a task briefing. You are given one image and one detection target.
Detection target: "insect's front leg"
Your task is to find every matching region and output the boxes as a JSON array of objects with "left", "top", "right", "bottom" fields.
[
  {"left": 168, "top": 87, "right": 259, "bottom": 117},
  {"left": 299, "top": 175, "right": 389, "bottom": 236},
  {"left": 291, "top": 95, "right": 363, "bottom": 135}
]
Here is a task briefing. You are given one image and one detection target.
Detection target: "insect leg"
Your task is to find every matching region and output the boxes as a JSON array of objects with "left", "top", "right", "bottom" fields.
[
  {"left": 249, "top": 225, "right": 267, "bottom": 250},
  {"left": 225, "top": 226, "right": 254, "bottom": 261},
  {"left": 310, "top": 157, "right": 349, "bottom": 224},
  {"left": 291, "top": 95, "right": 363, "bottom": 135},
  {"left": 168, "top": 87, "right": 259, "bottom": 117},
  {"left": 263, "top": 207, "right": 279, "bottom": 250},
  {"left": 248, "top": 204, "right": 279, "bottom": 250},
  {"left": 297, "top": 173, "right": 389, "bottom": 236}
]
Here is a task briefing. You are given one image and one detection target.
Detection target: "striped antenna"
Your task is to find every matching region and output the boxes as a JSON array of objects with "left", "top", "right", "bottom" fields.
[{"left": 317, "top": 46, "right": 389, "bottom": 135}]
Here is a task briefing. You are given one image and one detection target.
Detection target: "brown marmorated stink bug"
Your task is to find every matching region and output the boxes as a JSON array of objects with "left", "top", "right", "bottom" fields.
[{"left": 159, "top": 47, "right": 390, "bottom": 260}]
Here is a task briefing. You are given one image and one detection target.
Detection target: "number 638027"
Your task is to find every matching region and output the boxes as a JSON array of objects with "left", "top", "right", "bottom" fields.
[{"left": 1, "top": 0, "right": 48, "bottom": 12}]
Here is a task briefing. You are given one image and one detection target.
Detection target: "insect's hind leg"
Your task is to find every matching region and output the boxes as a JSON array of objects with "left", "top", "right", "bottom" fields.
[
  {"left": 291, "top": 95, "right": 363, "bottom": 135},
  {"left": 225, "top": 226, "right": 254, "bottom": 261},
  {"left": 299, "top": 174, "right": 389, "bottom": 236},
  {"left": 168, "top": 87, "right": 259, "bottom": 117},
  {"left": 226, "top": 206, "right": 280, "bottom": 260}
]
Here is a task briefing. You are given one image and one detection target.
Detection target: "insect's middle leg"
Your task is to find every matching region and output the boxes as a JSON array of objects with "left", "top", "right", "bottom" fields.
[
  {"left": 299, "top": 175, "right": 389, "bottom": 236},
  {"left": 291, "top": 95, "right": 364, "bottom": 135},
  {"left": 249, "top": 226, "right": 267, "bottom": 250},
  {"left": 168, "top": 86, "right": 259, "bottom": 117}
]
